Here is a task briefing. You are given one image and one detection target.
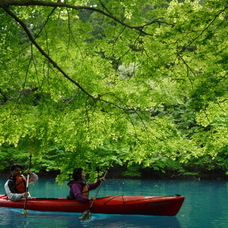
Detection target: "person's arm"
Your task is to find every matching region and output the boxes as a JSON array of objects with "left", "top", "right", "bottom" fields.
[
  {"left": 28, "top": 172, "right": 38, "bottom": 184},
  {"left": 88, "top": 180, "right": 101, "bottom": 191},
  {"left": 87, "top": 177, "right": 105, "bottom": 201},
  {"left": 71, "top": 183, "right": 90, "bottom": 202},
  {"left": 4, "top": 180, "right": 26, "bottom": 201},
  {"left": 88, "top": 177, "right": 105, "bottom": 190}
]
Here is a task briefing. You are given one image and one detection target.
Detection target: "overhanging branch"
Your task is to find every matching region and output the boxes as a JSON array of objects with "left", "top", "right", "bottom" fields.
[
  {"left": 1, "top": 3, "right": 146, "bottom": 115},
  {"left": 2, "top": 5, "right": 97, "bottom": 101},
  {"left": 0, "top": 0, "right": 153, "bottom": 35}
]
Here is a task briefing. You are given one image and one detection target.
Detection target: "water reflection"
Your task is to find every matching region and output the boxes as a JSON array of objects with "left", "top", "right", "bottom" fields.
[
  {"left": 83, "top": 214, "right": 181, "bottom": 228},
  {"left": 0, "top": 207, "right": 181, "bottom": 228}
]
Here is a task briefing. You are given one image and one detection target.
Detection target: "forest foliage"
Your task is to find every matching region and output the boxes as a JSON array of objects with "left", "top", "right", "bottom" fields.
[{"left": 0, "top": 0, "right": 227, "bottom": 181}]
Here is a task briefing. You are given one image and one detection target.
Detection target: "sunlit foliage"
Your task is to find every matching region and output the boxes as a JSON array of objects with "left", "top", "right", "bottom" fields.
[{"left": 0, "top": 0, "right": 227, "bottom": 180}]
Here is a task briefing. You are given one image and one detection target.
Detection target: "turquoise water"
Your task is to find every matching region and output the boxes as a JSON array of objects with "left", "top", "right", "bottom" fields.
[{"left": 0, "top": 178, "right": 228, "bottom": 227}]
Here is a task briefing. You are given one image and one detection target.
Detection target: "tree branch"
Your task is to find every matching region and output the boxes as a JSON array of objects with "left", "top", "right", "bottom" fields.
[
  {"left": 1, "top": 2, "right": 151, "bottom": 115},
  {"left": 184, "top": 6, "right": 228, "bottom": 49},
  {"left": 35, "top": 5, "right": 57, "bottom": 39},
  {"left": 0, "top": 0, "right": 154, "bottom": 35},
  {"left": 2, "top": 5, "right": 97, "bottom": 101}
]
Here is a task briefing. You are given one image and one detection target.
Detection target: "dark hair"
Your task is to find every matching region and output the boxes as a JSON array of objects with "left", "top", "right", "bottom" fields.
[
  {"left": 72, "top": 168, "right": 83, "bottom": 181},
  {"left": 10, "top": 163, "right": 23, "bottom": 171}
]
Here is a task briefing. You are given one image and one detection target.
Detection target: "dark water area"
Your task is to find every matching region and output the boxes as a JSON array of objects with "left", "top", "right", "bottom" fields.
[{"left": 0, "top": 178, "right": 228, "bottom": 227}]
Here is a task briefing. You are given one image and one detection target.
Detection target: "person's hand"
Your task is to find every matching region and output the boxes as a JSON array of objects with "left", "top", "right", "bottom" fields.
[
  {"left": 23, "top": 192, "right": 29, "bottom": 198},
  {"left": 89, "top": 196, "right": 96, "bottom": 201},
  {"left": 99, "top": 176, "right": 105, "bottom": 182},
  {"left": 25, "top": 169, "right": 33, "bottom": 175}
]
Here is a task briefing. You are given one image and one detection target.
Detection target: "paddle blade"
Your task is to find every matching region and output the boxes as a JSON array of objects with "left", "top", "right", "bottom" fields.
[
  {"left": 79, "top": 209, "right": 91, "bottom": 221},
  {"left": 21, "top": 209, "right": 28, "bottom": 215}
]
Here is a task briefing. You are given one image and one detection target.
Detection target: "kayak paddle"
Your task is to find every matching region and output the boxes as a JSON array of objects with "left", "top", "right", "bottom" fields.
[
  {"left": 79, "top": 166, "right": 110, "bottom": 221},
  {"left": 21, "top": 173, "right": 30, "bottom": 215},
  {"left": 21, "top": 152, "right": 32, "bottom": 215}
]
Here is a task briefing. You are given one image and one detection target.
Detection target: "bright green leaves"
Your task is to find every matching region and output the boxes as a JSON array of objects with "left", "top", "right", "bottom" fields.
[{"left": 0, "top": 0, "right": 228, "bottom": 179}]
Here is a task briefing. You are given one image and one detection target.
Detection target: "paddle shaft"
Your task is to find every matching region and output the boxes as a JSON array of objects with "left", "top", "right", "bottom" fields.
[
  {"left": 23, "top": 154, "right": 32, "bottom": 212},
  {"left": 26, "top": 154, "right": 32, "bottom": 192},
  {"left": 88, "top": 166, "right": 110, "bottom": 209},
  {"left": 79, "top": 166, "right": 110, "bottom": 220}
]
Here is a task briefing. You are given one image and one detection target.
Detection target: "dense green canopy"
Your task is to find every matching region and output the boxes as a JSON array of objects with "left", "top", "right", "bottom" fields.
[{"left": 0, "top": 0, "right": 227, "bottom": 181}]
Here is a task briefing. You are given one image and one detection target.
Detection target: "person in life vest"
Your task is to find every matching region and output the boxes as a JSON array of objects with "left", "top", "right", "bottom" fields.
[
  {"left": 67, "top": 168, "right": 105, "bottom": 202},
  {"left": 4, "top": 163, "right": 38, "bottom": 201}
]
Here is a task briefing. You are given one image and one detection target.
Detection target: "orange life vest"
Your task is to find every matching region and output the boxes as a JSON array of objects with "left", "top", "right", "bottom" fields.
[
  {"left": 82, "top": 183, "right": 89, "bottom": 196},
  {"left": 15, "top": 175, "right": 26, "bottom": 193}
]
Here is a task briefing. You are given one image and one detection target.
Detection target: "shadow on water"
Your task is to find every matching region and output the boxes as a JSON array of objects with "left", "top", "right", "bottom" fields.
[{"left": 0, "top": 207, "right": 181, "bottom": 228}]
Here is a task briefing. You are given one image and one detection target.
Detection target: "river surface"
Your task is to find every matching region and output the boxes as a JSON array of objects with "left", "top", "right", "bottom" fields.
[{"left": 0, "top": 178, "right": 227, "bottom": 227}]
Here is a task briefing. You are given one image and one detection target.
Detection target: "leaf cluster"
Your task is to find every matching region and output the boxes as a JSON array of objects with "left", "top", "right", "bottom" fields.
[{"left": 0, "top": 0, "right": 227, "bottom": 181}]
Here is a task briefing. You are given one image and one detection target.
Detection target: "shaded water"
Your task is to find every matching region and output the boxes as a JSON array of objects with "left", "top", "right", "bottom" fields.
[{"left": 0, "top": 178, "right": 228, "bottom": 227}]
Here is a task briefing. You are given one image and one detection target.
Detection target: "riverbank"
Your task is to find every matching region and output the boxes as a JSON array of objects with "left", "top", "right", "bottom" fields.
[
  {"left": 0, "top": 166, "right": 227, "bottom": 180},
  {"left": 108, "top": 166, "right": 228, "bottom": 180}
]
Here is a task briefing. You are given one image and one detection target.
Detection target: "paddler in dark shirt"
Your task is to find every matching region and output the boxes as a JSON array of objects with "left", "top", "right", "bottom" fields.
[{"left": 67, "top": 168, "right": 105, "bottom": 202}]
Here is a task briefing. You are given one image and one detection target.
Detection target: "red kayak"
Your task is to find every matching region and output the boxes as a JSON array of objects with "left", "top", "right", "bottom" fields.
[{"left": 0, "top": 194, "right": 184, "bottom": 216}]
